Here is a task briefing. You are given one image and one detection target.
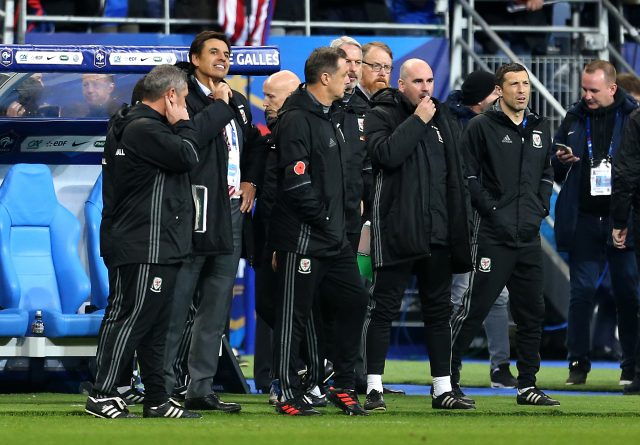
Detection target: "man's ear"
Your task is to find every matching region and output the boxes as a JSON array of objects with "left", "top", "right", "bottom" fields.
[{"left": 320, "top": 72, "right": 330, "bottom": 87}]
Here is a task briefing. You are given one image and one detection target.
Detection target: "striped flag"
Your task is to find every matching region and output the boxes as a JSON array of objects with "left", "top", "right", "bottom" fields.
[{"left": 218, "top": 0, "right": 277, "bottom": 46}]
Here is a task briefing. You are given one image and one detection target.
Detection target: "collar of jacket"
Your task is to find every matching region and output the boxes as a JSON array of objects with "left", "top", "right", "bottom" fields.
[
  {"left": 485, "top": 99, "right": 543, "bottom": 133},
  {"left": 279, "top": 84, "right": 341, "bottom": 120}
]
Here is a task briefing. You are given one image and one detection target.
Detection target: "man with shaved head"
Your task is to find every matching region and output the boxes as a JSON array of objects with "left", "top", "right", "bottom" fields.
[
  {"left": 363, "top": 58, "right": 473, "bottom": 411},
  {"left": 253, "top": 69, "right": 300, "bottom": 396}
]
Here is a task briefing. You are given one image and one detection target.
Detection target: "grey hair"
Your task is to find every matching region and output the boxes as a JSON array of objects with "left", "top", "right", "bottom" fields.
[
  {"left": 143, "top": 64, "right": 188, "bottom": 101},
  {"left": 330, "top": 35, "right": 362, "bottom": 50}
]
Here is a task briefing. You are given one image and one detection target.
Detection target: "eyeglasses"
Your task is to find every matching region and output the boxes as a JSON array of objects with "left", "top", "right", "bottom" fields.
[{"left": 362, "top": 61, "right": 393, "bottom": 74}]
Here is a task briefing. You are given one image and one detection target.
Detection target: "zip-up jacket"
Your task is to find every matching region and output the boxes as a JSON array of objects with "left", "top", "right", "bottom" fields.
[
  {"left": 462, "top": 101, "right": 554, "bottom": 247},
  {"left": 552, "top": 91, "right": 638, "bottom": 251},
  {"left": 269, "top": 85, "right": 350, "bottom": 257},
  {"left": 365, "top": 88, "right": 472, "bottom": 271},
  {"left": 338, "top": 92, "right": 372, "bottom": 235},
  {"left": 186, "top": 76, "right": 268, "bottom": 261},
  {"left": 101, "top": 103, "right": 203, "bottom": 268}
]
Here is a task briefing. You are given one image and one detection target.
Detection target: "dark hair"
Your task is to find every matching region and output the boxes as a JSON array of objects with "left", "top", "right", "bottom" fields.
[
  {"left": 495, "top": 63, "right": 528, "bottom": 87},
  {"left": 617, "top": 72, "right": 640, "bottom": 96},
  {"left": 304, "top": 47, "right": 346, "bottom": 85},
  {"left": 130, "top": 75, "right": 146, "bottom": 105},
  {"left": 188, "top": 31, "right": 231, "bottom": 67},
  {"left": 585, "top": 60, "right": 617, "bottom": 84}
]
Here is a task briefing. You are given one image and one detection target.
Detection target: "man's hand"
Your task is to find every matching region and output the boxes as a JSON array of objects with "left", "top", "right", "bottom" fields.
[
  {"left": 515, "top": 0, "right": 544, "bottom": 11},
  {"left": 239, "top": 181, "right": 256, "bottom": 213},
  {"left": 6, "top": 101, "right": 26, "bottom": 117},
  {"left": 613, "top": 228, "right": 628, "bottom": 249},
  {"left": 414, "top": 96, "right": 436, "bottom": 124},
  {"left": 209, "top": 78, "right": 233, "bottom": 104},
  {"left": 165, "top": 95, "right": 189, "bottom": 125},
  {"left": 555, "top": 148, "right": 580, "bottom": 164}
]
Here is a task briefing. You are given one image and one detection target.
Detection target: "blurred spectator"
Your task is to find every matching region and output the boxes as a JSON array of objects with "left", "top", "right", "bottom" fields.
[
  {"left": 389, "top": 0, "right": 444, "bottom": 26},
  {"left": 37, "top": 0, "right": 101, "bottom": 32},
  {"left": 617, "top": 73, "right": 640, "bottom": 102},
  {"left": 270, "top": 0, "right": 307, "bottom": 35},
  {"left": 172, "top": 0, "right": 219, "bottom": 34},
  {"left": 95, "top": 0, "right": 146, "bottom": 33},
  {"left": 64, "top": 74, "right": 124, "bottom": 118},
  {"left": 4, "top": 73, "right": 59, "bottom": 117},
  {"left": 475, "top": 0, "right": 553, "bottom": 56},
  {"left": 314, "top": 0, "right": 392, "bottom": 35}
]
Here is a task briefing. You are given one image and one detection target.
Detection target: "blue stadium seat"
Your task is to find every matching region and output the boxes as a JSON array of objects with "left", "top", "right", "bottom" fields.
[
  {"left": 0, "top": 308, "right": 29, "bottom": 337},
  {"left": 0, "top": 164, "right": 103, "bottom": 337},
  {"left": 85, "top": 173, "right": 108, "bottom": 311}
]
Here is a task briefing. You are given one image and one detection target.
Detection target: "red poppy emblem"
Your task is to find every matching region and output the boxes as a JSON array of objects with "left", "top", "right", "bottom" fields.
[{"left": 294, "top": 161, "right": 306, "bottom": 175}]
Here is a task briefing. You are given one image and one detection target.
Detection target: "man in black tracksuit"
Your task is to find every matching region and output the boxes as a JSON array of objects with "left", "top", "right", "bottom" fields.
[
  {"left": 451, "top": 63, "right": 559, "bottom": 406},
  {"left": 269, "top": 47, "right": 369, "bottom": 416},
  {"left": 87, "top": 65, "right": 207, "bottom": 419},
  {"left": 363, "top": 58, "right": 473, "bottom": 411}
]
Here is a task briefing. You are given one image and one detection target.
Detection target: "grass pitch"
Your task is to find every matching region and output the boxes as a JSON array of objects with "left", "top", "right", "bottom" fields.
[{"left": 1, "top": 359, "right": 637, "bottom": 445}]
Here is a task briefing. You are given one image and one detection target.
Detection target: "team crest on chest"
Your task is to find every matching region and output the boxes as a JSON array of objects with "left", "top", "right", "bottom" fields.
[
  {"left": 532, "top": 133, "right": 542, "bottom": 149},
  {"left": 478, "top": 257, "right": 491, "bottom": 273},
  {"left": 150, "top": 276, "right": 163, "bottom": 292},
  {"left": 298, "top": 258, "right": 311, "bottom": 274}
]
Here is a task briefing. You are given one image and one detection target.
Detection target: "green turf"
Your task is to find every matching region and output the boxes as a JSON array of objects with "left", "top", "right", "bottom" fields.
[
  {"left": 1, "top": 392, "right": 639, "bottom": 445},
  {"left": 241, "top": 357, "right": 625, "bottom": 392}
]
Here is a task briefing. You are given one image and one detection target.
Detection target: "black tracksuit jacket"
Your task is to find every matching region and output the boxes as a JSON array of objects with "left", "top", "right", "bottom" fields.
[
  {"left": 461, "top": 101, "right": 554, "bottom": 247},
  {"left": 338, "top": 91, "right": 372, "bottom": 235},
  {"left": 101, "top": 103, "right": 207, "bottom": 268},
  {"left": 269, "top": 85, "right": 350, "bottom": 257},
  {"left": 365, "top": 87, "right": 472, "bottom": 272},
  {"left": 612, "top": 108, "right": 640, "bottom": 230}
]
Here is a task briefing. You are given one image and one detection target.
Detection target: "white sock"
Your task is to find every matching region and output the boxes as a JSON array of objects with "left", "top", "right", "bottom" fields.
[
  {"left": 518, "top": 386, "right": 534, "bottom": 395},
  {"left": 309, "top": 385, "right": 322, "bottom": 397},
  {"left": 432, "top": 376, "right": 452, "bottom": 397},
  {"left": 367, "top": 374, "right": 383, "bottom": 394}
]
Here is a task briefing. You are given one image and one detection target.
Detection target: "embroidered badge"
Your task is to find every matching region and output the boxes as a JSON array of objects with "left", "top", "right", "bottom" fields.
[
  {"left": 532, "top": 133, "right": 542, "bottom": 148},
  {"left": 294, "top": 161, "right": 306, "bottom": 175},
  {"left": 150, "top": 277, "right": 163, "bottom": 292},
  {"left": 298, "top": 258, "right": 311, "bottom": 274},
  {"left": 478, "top": 257, "right": 491, "bottom": 273}
]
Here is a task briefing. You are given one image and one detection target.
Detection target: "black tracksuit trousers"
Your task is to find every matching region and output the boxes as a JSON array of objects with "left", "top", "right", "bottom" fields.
[
  {"left": 273, "top": 245, "right": 368, "bottom": 401},
  {"left": 93, "top": 263, "right": 179, "bottom": 407},
  {"left": 365, "top": 246, "right": 454, "bottom": 377},
  {"left": 451, "top": 243, "right": 545, "bottom": 388}
]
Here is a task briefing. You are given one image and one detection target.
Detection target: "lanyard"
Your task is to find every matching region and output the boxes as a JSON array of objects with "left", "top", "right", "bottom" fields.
[{"left": 586, "top": 111, "right": 621, "bottom": 162}]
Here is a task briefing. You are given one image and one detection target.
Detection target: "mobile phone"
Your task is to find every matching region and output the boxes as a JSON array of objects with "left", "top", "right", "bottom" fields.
[{"left": 555, "top": 143, "right": 573, "bottom": 155}]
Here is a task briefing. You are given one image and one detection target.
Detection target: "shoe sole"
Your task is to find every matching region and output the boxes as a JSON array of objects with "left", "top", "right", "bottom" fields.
[
  {"left": 565, "top": 381, "right": 586, "bottom": 385},
  {"left": 364, "top": 405, "right": 386, "bottom": 411},
  {"left": 85, "top": 408, "right": 138, "bottom": 419},
  {"left": 517, "top": 400, "right": 560, "bottom": 406},
  {"left": 491, "top": 382, "right": 516, "bottom": 389},
  {"left": 620, "top": 380, "right": 633, "bottom": 386}
]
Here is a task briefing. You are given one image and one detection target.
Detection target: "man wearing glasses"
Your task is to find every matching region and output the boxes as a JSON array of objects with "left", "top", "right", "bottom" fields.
[{"left": 356, "top": 41, "right": 393, "bottom": 104}]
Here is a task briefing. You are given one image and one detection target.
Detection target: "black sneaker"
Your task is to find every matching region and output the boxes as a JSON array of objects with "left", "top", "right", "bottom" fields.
[
  {"left": 436, "top": 382, "right": 475, "bottom": 405},
  {"left": 305, "top": 389, "right": 327, "bottom": 407},
  {"left": 620, "top": 368, "right": 634, "bottom": 386},
  {"left": 364, "top": 389, "right": 386, "bottom": 411},
  {"left": 117, "top": 386, "right": 145, "bottom": 406},
  {"left": 382, "top": 386, "right": 405, "bottom": 395},
  {"left": 490, "top": 364, "right": 517, "bottom": 389},
  {"left": 143, "top": 398, "right": 202, "bottom": 418},
  {"left": 516, "top": 387, "right": 560, "bottom": 406},
  {"left": 323, "top": 359, "right": 335, "bottom": 384},
  {"left": 623, "top": 377, "right": 640, "bottom": 395},
  {"left": 275, "top": 395, "right": 322, "bottom": 416},
  {"left": 85, "top": 396, "right": 136, "bottom": 419},
  {"left": 432, "top": 391, "right": 476, "bottom": 409},
  {"left": 326, "top": 387, "right": 369, "bottom": 416},
  {"left": 566, "top": 361, "right": 589, "bottom": 385}
]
